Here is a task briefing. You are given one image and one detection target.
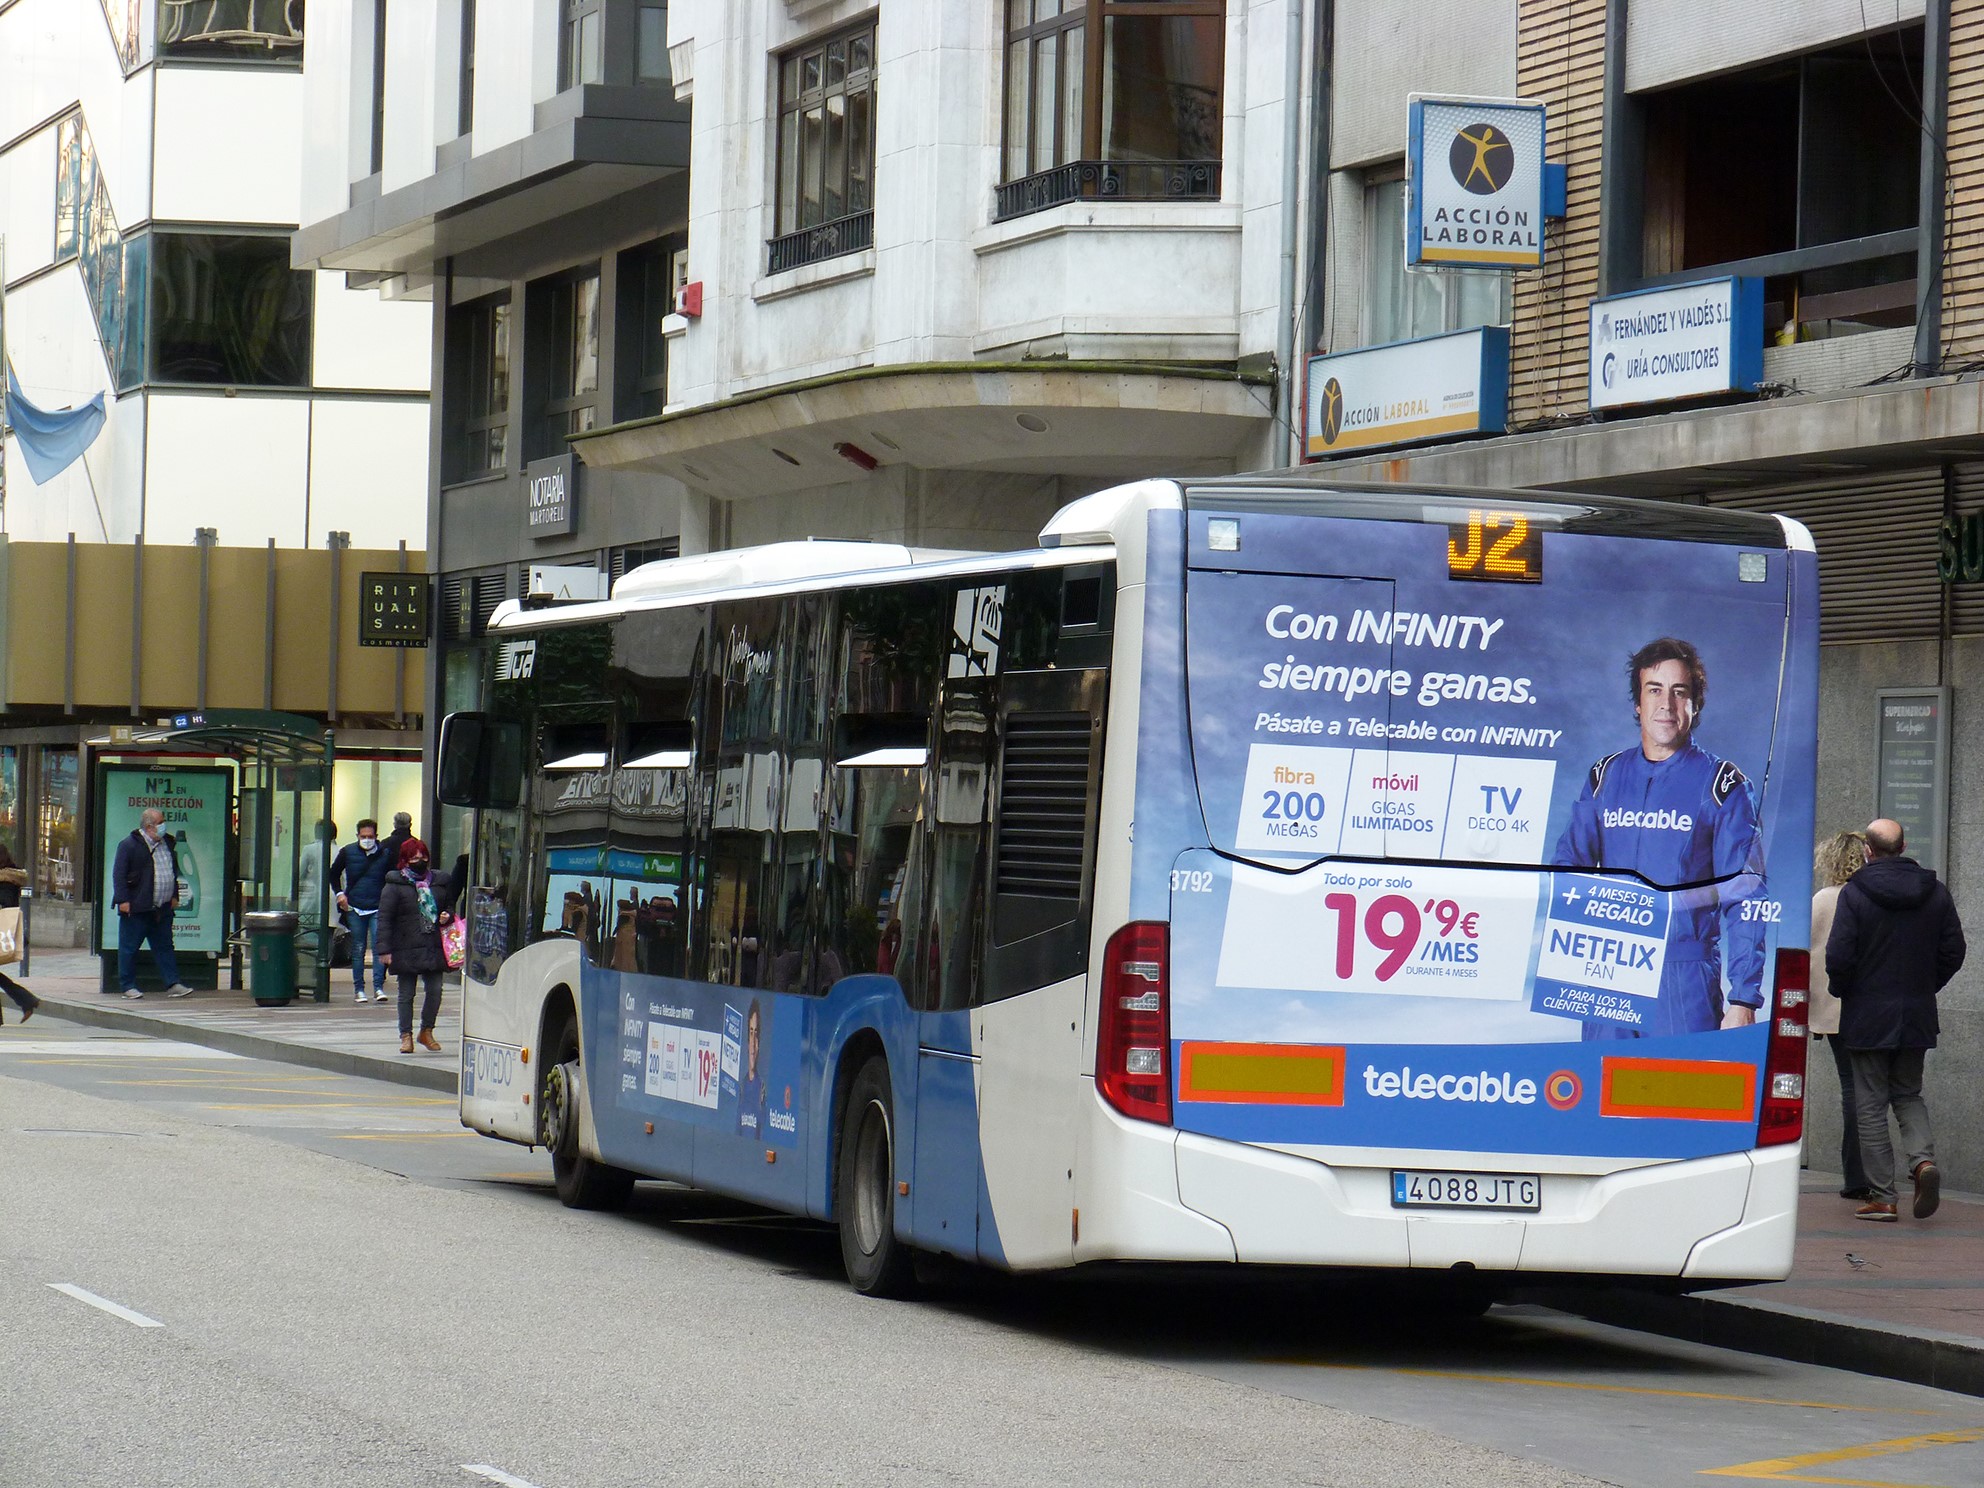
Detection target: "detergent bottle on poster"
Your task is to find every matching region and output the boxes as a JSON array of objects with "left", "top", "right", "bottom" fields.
[{"left": 174, "top": 830, "right": 199, "bottom": 919}]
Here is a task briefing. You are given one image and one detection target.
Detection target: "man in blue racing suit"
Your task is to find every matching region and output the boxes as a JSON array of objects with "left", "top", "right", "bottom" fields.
[{"left": 1553, "top": 636, "right": 1767, "bottom": 1039}]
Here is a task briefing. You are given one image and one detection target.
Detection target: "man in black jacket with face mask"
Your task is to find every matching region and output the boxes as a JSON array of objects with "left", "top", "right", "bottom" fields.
[{"left": 1825, "top": 819, "right": 1966, "bottom": 1223}]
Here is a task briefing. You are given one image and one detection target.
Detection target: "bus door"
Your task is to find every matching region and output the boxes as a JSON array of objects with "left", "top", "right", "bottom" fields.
[{"left": 908, "top": 674, "right": 994, "bottom": 1260}]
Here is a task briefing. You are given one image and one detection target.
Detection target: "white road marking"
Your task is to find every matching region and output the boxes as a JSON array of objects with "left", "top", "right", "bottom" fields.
[
  {"left": 461, "top": 1467, "right": 543, "bottom": 1488},
  {"left": 0, "top": 1041, "right": 240, "bottom": 1059},
  {"left": 48, "top": 1283, "right": 164, "bottom": 1328}
]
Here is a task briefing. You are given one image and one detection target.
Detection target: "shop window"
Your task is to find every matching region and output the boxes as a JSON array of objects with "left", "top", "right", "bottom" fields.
[
  {"left": 150, "top": 233, "right": 313, "bottom": 387},
  {"left": 536, "top": 269, "right": 601, "bottom": 457},
  {"left": 616, "top": 240, "right": 680, "bottom": 421},
  {"left": 158, "top": 0, "right": 304, "bottom": 63},
  {"left": 997, "top": 0, "right": 1223, "bottom": 221},
  {"left": 1362, "top": 175, "right": 1509, "bottom": 347},
  {"left": 0, "top": 747, "right": 17, "bottom": 850},
  {"left": 446, "top": 296, "right": 511, "bottom": 482},
  {"left": 562, "top": 0, "right": 605, "bottom": 89},
  {"left": 1638, "top": 26, "right": 1922, "bottom": 339},
  {"left": 769, "top": 20, "right": 877, "bottom": 272},
  {"left": 36, "top": 747, "right": 79, "bottom": 902}
]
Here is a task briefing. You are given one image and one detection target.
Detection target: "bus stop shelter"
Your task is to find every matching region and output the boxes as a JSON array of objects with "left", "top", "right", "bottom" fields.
[{"left": 90, "top": 709, "right": 337, "bottom": 1000}]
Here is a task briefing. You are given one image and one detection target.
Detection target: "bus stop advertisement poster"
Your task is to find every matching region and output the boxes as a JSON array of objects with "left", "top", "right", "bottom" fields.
[
  {"left": 1134, "top": 508, "right": 1817, "bottom": 1159},
  {"left": 98, "top": 765, "right": 230, "bottom": 957}
]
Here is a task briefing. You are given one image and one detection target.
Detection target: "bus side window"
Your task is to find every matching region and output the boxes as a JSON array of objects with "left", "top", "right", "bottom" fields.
[
  {"left": 765, "top": 595, "right": 832, "bottom": 995},
  {"left": 818, "top": 765, "right": 923, "bottom": 988},
  {"left": 819, "top": 586, "right": 943, "bottom": 995},
  {"left": 608, "top": 606, "right": 704, "bottom": 980},
  {"left": 924, "top": 678, "right": 993, "bottom": 1011},
  {"left": 697, "top": 598, "right": 783, "bottom": 989}
]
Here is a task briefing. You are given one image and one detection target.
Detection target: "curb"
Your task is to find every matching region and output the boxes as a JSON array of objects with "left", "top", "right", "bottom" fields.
[
  {"left": 1538, "top": 1285, "right": 1984, "bottom": 1399},
  {"left": 29, "top": 999, "right": 458, "bottom": 1095}
]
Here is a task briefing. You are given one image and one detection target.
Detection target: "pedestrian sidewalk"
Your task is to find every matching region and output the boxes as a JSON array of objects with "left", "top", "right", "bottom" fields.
[
  {"left": 1550, "top": 1170, "right": 1984, "bottom": 1398},
  {"left": 6, "top": 950, "right": 1982, "bottom": 1397},
  {"left": 5, "top": 948, "right": 460, "bottom": 1093}
]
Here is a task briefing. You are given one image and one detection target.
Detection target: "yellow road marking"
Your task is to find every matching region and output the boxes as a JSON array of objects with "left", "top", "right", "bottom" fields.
[
  {"left": 1700, "top": 1425, "right": 1984, "bottom": 1483},
  {"left": 1277, "top": 1363, "right": 1949, "bottom": 1417}
]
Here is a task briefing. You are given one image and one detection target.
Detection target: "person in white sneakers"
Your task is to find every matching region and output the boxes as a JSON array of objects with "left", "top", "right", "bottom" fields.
[{"left": 109, "top": 807, "right": 194, "bottom": 1000}]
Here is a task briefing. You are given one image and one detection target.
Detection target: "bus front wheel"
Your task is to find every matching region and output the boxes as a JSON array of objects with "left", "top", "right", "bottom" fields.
[
  {"left": 543, "top": 1027, "right": 635, "bottom": 1212},
  {"left": 837, "top": 1056, "right": 914, "bottom": 1297}
]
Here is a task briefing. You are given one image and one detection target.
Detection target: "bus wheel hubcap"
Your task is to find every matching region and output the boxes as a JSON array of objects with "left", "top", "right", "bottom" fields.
[
  {"left": 853, "top": 1098, "right": 890, "bottom": 1255},
  {"left": 544, "top": 1063, "right": 573, "bottom": 1148}
]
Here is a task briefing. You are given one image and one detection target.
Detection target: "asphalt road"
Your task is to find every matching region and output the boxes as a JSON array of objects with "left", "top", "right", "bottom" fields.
[{"left": 2, "top": 1024, "right": 1981, "bottom": 1488}]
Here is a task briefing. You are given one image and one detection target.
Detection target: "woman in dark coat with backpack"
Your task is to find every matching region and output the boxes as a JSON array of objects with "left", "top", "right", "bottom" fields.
[
  {"left": 376, "top": 837, "right": 464, "bottom": 1054},
  {"left": 0, "top": 841, "right": 39, "bottom": 1023}
]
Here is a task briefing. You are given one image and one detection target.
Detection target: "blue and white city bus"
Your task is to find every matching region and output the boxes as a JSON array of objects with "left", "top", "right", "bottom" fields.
[{"left": 442, "top": 476, "right": 1819, "bottom": 1295}]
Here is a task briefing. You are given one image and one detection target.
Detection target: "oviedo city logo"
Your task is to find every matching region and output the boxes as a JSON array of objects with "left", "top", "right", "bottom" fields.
[
  {"left": 1449, "top": 121, "right": 1515, "bottom": 195},
  {"left": 1544, "top": 1069, "right": 1583, "bottom": 1111},
  {"left": 1318, "top": 377, "right": 1345, "bottom": 445}
]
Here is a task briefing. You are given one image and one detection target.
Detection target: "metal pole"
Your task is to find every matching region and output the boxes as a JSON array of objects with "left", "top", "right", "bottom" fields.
[
  {"left": 20, "top": 886, "right": 31, "bottom": 977},
  {"left": 326, "top": 530, "right": 349, "bottom": 724},
  {"left": 1276, "top": 0, "right": 1307, "bottom": 466},
  {"left": 129, "top": 529, "right": 143, "bottom": 716},
  {"left": 394, "top": 539, "right": 407, "bottom": 726},
  {"left": 195, "top": 526, "right": 215, "bottom": 709},
  {"left": 64, "top": 533, "right": 76, "bottom": 715},
  {"left": 1915, "top": 0, "right": 1952, "bottom": 378}
]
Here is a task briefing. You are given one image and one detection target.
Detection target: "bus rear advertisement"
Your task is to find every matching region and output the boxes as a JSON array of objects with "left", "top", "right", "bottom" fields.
[{"left": 445, "top": 476, "right": 1819, "bottom": 1295}]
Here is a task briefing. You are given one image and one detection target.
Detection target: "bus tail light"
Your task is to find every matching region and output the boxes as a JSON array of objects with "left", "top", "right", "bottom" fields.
[
  {"left": 1758, "top": 949, "right": 1809, "bottom": 1147},
  {"left": 1097, "top": 921, "right": 1171, "bottom": 1125}
]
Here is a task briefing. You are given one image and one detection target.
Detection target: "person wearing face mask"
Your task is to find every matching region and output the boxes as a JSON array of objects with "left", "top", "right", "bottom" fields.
[
  {"left": 328, "top": 818, "right": 394, "bottom": 1003},
  {"left": 376, "top": 836, "right": 464, "bottom": 1054}
]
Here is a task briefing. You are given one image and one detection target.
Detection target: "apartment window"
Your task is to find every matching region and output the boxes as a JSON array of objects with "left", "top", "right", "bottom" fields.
[
  {"left": 1362, "top": 176, "right": 1508, "bottom": 346},
  {"left": 637, "top": 2, "right": 669, "bottom": 84},
  {"left": 452, "top": 296, "right": 512, "bottom": 481},
  {"left": 617, "top": 240, "right": 680, "bottom": 420},
  {"left": 150, "top": 233, "right": 313, "bottom": 386},
  {"left": 997, "top": 0, "right": 1223, "bottom": 221},
  {"left": 561, "top": 0, "right": 604, "bottom": 89},
  {"left": 369, "top": 0, "right": 388, "bottom": 174},
  {"left": 769, "top": 20, "right": 877, "bottom": 272},
  {"left": 541, "top": 270, "right": 602, "bottom": 453},
  {"left": 1637, "top": 26, "right": 1922, "bottom": 339},
  {"left": 158, "top": 0, "right": 305, "bottom": 63},
  {"left": 459, "top": 0, "right": 477, "bottom": 136}
]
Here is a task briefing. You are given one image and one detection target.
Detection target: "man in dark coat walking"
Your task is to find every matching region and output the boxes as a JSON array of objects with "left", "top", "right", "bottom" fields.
[{"left": 1824, "top": 818, "right": 1966, "bottom": 1222}]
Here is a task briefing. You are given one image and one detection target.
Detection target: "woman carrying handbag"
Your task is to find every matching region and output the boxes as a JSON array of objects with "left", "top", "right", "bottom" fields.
[
  {"left": 375, "top": 837, "right": 464, "bottom": 1054},
  {"left": 0, "top": 841, "right": 42, "bottom": 1024}
]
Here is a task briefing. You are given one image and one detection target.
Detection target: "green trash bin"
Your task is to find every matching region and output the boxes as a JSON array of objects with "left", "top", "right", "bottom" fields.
[{"left": 245, "top": 911, "right": 300, "bottom": 1006}]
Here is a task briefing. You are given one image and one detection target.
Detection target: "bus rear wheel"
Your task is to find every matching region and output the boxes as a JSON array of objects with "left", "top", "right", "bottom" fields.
[
  {"left": 543, "top": 1024, "right": 635, "bottom": 1212},
  {"left": 837, "top": 1056, "right": 914, "bottom": 1297}
]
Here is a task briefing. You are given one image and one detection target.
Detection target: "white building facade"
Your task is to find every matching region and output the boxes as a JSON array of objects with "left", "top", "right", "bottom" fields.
[
  {"left": 576, "top": 0, "right": 1304, "bottom": 551},
  {"left": 0, "top": 0, "right": 430, "bottom": 548}
]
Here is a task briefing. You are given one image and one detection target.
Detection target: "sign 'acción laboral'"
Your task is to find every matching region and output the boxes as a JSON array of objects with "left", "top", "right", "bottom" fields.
[{"left": 1406, "top": 96, "right": 1548, "bottom": 271}]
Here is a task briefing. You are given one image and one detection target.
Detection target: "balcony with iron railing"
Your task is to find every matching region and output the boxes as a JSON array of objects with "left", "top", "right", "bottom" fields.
[
  {"left": 765, "top": 210, "right": 875, "bottom": 275},
  {"left": 994, "top": 159, "right": 1222, "bottom": 223}
]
